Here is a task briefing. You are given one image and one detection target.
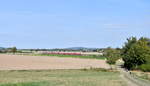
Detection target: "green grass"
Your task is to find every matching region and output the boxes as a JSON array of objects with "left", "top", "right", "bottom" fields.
[
  {"left": 132, "top": 71, "right": 150, "bottom": 81},
  {"left": 140, "top": 74, "right": 150, "bottom": 81},
  {"left": 0, "top": 82, "right": 50, "bottom": 86},
  {"left": 0, "top": 69, "right": 126, "bottom": 86},
  {"left": 34, "top": 54, "right": 106, "bottom": 60}
]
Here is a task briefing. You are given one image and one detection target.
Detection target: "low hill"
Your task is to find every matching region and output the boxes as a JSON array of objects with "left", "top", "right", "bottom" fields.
[{"left": 0, "top": 47, "right": 5, "bottom": 50}]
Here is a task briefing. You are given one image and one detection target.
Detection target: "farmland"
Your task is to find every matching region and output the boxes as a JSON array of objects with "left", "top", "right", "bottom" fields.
[
  {"left": 0, "top": 54, "right": 149, "bottom": 86},
  {"left": 34, "top": 54, "right": 106, "bottom": 60},
  {"left": 0, "top": 69, "right": 127, "bottom": 86},
  {"left": 0, "top": 54, "right": 109, "bottom": 70},
  {"left": 0, "top": 54, "right": 129, "bottom": 86}
]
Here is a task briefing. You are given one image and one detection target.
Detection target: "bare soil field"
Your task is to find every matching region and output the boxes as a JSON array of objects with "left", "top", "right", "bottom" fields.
[{"left": 0, "top": 54, "right": 110, "bottom": 70}]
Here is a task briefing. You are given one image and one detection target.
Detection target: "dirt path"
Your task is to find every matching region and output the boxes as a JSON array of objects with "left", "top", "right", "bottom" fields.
[
  {"left": 117, "top": 66, "right": 150, "bottom": 86},
  {"left": 118, "top": 68, "right": 139, "bottom": 86},
  {"left": 0, "top": 54, "right": 110, "bottom": 70}
]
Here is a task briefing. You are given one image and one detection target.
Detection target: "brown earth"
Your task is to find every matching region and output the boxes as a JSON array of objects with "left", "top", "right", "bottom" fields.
[{"left": 0, "top": 54, "right": 110, "bottom": 70}]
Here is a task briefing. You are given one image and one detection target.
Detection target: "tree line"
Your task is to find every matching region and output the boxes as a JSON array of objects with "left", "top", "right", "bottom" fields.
[{"left": 0, "top": 47, "right": 17, "bottom": 53}]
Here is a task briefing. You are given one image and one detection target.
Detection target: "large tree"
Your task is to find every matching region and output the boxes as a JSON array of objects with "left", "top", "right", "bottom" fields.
[{"left": 122, "top": 37, "right": 150, "bottom": 70}]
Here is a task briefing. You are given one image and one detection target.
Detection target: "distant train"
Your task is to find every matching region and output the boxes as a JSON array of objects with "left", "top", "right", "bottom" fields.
[{"left": 40, "top": 51, "right": 82, "bottom": 55}]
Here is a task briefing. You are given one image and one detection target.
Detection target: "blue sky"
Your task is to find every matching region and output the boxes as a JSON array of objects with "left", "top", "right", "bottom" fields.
[{"left": 0, "top": 0, "right": 150, "bottom": 49}]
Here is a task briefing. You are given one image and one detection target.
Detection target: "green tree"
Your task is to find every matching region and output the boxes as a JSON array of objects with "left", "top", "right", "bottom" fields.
[
  {"left": 105, "top": 47, "right": 121, "bottom": 65},
  {"left": 122, "top": 37, "right": 150, "bottom": 70},
  {"left": 11, "top": 47, "right": 17, "bottom": 54}
]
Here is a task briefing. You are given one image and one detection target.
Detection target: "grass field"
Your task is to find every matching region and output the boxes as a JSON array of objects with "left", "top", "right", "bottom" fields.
[
  {"left": 0, "top": 69, "right": 127, "bottom": 86},
  {"left": 35, "top": 54, "right": 106, "bottom": 60}
]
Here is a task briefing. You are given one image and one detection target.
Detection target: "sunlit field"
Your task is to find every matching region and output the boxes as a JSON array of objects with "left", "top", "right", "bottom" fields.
[{"left": 0, "top": 69, "right": 127, "bottom": 86}]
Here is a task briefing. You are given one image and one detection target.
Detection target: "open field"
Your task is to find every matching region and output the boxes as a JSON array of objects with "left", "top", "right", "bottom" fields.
[
  {"left": 0, "top": 54, "right": 109, "bottom": 70},
  {"left": 34, "top": 54, "right": 106, "bottom": 60},
  {"left": 0, "top": 69, "right": 127, "bottom": 86}
]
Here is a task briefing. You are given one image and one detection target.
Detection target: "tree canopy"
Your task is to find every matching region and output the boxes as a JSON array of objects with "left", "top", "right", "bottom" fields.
[{"left": 122, "top": 37, "right": 150, "bottom": 70}]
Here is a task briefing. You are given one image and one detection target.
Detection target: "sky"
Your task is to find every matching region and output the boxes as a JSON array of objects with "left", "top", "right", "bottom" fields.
[{"left": 0, "top": 0, "right": 150, "bottom": 49}]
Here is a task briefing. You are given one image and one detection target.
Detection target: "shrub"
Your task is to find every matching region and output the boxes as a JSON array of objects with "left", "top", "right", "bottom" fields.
[
  {"left": 104, "top": 47, "right": 121, "bottom": 65},
  {"left": 139, "top": 64, "right": 150, "bottom": 72}
]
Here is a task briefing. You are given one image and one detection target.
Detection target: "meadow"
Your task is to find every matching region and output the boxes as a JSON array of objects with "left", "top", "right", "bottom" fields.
[
  {"left": 35, "top": 54, "right": 106, "bottom": 60},
  {"left": 0, "top": 69, "right": 127, "bottom": 86}
]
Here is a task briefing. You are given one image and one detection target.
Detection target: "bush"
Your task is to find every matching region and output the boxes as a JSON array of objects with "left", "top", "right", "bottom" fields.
[
  {"left": 106, "top": 57, "right": 120, "bottom": 65},
  {"left": 104, "top": 47, "right": 121, "bottom": 65},
  {"left": 139, "top": 64, "right": 150, "bottom": 72}
]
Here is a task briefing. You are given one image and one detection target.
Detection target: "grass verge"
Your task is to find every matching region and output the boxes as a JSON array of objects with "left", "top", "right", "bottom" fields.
[{"left": 131, "top": 71, "right": 150, "bottom": 81}]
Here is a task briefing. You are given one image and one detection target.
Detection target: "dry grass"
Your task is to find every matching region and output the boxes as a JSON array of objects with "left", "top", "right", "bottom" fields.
[{"left": 0, "top": 69, "right": 127, "bottom": 86}]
